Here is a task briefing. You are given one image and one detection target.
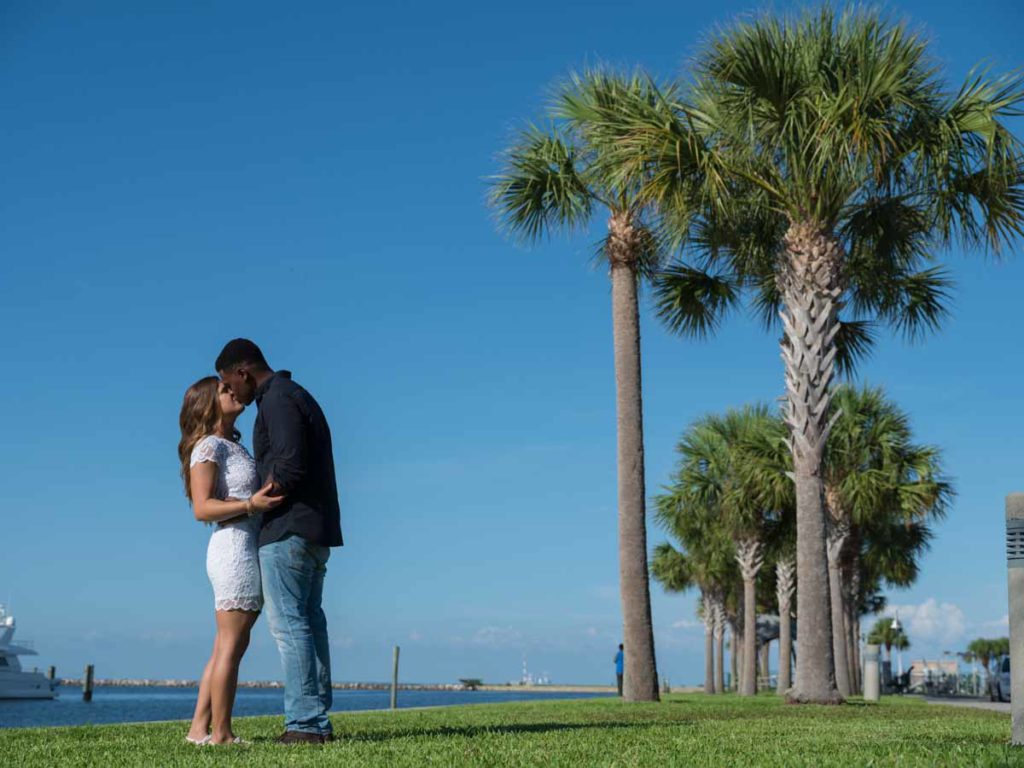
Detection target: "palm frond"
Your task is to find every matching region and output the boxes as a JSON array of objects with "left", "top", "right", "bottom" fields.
[
  {"left": 489, "top": 124, "right": 592, "bottom": 243},
  {"left": 833, "top": 318, "right": 877, "bottom": 377},
  {"left": 652, "top": 264, "right": 740, "bottom": 338}
]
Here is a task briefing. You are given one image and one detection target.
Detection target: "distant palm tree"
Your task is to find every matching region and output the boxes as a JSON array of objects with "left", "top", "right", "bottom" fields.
[
  {"left": 660, "top": 405, "right": 792, "bottom": 696},
  {"left": 491, "top": 70, "right": 676, "bottom": 701},
  {"left": 654, "top": 480, "right": 737, "bottom": 694},
  {"left": 968, "top": 637, "right": 1010, "bottom": 688},
  {"left": 649, "top": 544, "right": 709, "bottom": 692},
  {"left": 735, "top": 407, "right": 796, "bottom": 694},
  {"left": 775, "top": 552, "right": 796, "bottom": 694},
  {"left": 867, "top": 617, "right": 910, "bottom": 665},
  {"left": 603, "top": 7, "right": 1024, "bottom": 702}
]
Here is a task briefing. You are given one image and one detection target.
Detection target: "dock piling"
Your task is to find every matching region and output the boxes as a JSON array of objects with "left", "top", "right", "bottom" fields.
[
  {"left": 83, "top": 664, "right": 94, "bottom": 702},
  {"left": 391, "top": 646, "right": 400, "bottom": 710}
]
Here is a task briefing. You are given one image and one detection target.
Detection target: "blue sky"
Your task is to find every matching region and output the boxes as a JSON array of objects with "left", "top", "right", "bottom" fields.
[{"left": 2, "top": 0, "right": 1022, "bottom": 688}]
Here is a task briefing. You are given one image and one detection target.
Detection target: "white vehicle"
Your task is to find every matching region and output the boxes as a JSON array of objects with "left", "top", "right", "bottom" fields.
[
  {"left": 0, "top": 605, "right": 57, "bottom": 699},
  {"left": 989, "top": 655, "right": 1010, "bottom": 703}
]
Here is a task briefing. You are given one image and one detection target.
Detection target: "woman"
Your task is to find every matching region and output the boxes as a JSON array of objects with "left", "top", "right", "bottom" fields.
[{"left": 177, "top": 376, "right": 284, "bottom": 745}]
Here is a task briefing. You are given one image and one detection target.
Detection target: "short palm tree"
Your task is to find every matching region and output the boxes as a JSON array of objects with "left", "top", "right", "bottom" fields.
[
  {"left": 654, "top": 479, "right": 737, "bottom": 694},
  {"left": 606, "top": 7, "right": 1024, "bottom": 702},
  {"left": 824, "top": 384, "right": 952, "bottom": 695},
  {"left": 735, "top": 407, "right": 796, "bottom": 694},
  {"left": 967, "top": 637, "right": 1009, "bottom": 686},
  {"left": 867, "top": 616, "right": 910, "bottom": 663},
  {"left": 650, "top": 543, "right": 712, "bottom": 692},
  {"left": 670, "top": 405, "right": 791, "bottom": 696},
  {"left": 490, "top": 71, "right": 676, "bottom": 701},
  {"left": 679, "top": 409, "right": 762, "bottom": 696},
  {"left": 774, "top": 543, "right": 797, "bottom": 694}
]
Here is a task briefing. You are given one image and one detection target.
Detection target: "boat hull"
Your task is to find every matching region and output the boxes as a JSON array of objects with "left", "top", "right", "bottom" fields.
[{"left": 0, "top": 671, "right": 57, "bottom": 699}]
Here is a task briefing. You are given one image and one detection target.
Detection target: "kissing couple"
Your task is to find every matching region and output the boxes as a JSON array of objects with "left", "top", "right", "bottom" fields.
[{"left": 176, "top": 339, "right": 343, "bottom": 745}]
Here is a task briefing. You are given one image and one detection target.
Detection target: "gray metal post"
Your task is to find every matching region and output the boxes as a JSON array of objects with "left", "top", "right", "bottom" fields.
[
  {"left": 390, "top": 646, "right": 400, "bottom": 710},
  {"left": 1007, "top": 494, "right": 1024, "bottom": 745},
  {"left": 863, "top": 644, "right": 880, "bottom": 702}
]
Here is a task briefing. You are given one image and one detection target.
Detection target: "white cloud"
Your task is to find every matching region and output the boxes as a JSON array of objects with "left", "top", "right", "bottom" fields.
[
  {"left": 978, "top": 614, "right": 1009, "bottom": 632},
  {"left": 883, "top": 599, "right": 966, "bottom": 644},
  {"left": 671, "top": 618, "right": 704, "bottom": 631},
  {"left": 409, "top": 630, "right": 423, "bottom": 642}
]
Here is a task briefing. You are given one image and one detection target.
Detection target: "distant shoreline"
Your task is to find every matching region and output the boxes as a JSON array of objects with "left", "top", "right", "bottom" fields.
[{"left": 55, "top": 679, "right": 620, "bottom": 693}]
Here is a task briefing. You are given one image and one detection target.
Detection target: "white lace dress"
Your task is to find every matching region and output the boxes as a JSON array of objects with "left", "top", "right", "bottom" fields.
[{"left": 190, "top": 435, "right": 263, "bottom": 612}]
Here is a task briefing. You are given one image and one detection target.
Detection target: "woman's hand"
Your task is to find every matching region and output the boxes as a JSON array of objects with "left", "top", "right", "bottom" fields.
[{"left": 248, "top": 482, "right": 286, "bottom": 514}]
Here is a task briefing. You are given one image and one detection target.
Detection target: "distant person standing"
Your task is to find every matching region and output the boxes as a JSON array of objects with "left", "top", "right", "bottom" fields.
[
  {"left": 615, "top": 644, "right": 624, "bottom": 696},
  {"left": 216, "top": 339, "right": 343, "bottom": 745}
]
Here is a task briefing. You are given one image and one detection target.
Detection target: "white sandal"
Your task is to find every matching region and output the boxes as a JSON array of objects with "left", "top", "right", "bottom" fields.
[{"left": 185, "top": 735, "right": 211, "bottom": 745}]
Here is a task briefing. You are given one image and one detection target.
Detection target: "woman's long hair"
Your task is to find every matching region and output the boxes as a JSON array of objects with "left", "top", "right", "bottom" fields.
[{"left": 178, "top": 376, "right": 239, "bottom": 500}]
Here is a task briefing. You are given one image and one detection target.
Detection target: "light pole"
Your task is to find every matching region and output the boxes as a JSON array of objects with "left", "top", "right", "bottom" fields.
[{"left": 891, "top": 614, "right": 903, "bottom": 678}]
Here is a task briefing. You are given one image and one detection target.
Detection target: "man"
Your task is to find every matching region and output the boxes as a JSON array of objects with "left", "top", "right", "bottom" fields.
[
  {"left": 216, "top": 339, "right": 343, "bottom": 744},
  {"left": 614, "top": 644, "right": 624, "bottom": 697}
]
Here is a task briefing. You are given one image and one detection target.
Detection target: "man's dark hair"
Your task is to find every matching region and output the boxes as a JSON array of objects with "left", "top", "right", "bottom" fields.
[
  {"left": 619, "top": 644, "right": 624, "bottom": 650},
  {"left": 215, "top": 338, "right": 269, "bottom": 372}
]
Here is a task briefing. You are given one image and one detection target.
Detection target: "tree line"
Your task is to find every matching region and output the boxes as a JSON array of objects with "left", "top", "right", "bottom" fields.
[{"left": 651, "top": 386, "right": 950, "bottom": 696}]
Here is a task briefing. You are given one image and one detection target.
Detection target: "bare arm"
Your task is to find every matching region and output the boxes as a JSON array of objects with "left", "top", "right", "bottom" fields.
[{"left": 190, "top": 462, "right": 285, "bottom": 522}]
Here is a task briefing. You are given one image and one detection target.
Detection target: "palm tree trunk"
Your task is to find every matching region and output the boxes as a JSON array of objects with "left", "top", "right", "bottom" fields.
[
  {"left": 736, "top": 538, "right": 763, "bottom": 696},
  {"left": 704, "top": 627, "right": 715, "bottom": 695},
  {"left": 844, "top": 600, "right": 858, "bottom": 693},
  {"left": 729, "top": 618, "right": 740, "bottom": 692},
  {"left": 776, "top": 558, "right": 795, "bottom": 694},
  {"left": 760, "top": 642, "right": 771, "bottom": 680},
  {"left": 826, "top": 519, "right": 852, "bottom": 697},
  {"left": 713, "top": 598, "right": 726, "bottom": 694},
  {"left": 779, "top": 221, "right": 844, "bottom": 705},
  {"left": 848, "top": 539, "right": 864, "bottom": 694},
  {"left": 844, "top": 565, "right": 861, "bottom": 694},
  {"left": 608, "top": 216, "right": 658, "bottom": 702},
  {"left": 702, "top": 593, "right": 715, "bottom": 695},
  {"left": 853, "top": 615, "right": 863, "bottom": 692}
]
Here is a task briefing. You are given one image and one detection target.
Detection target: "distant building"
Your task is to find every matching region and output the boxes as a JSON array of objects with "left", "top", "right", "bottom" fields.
[{"left": 908, "top": 659, "right": 958, "bottom": 688}]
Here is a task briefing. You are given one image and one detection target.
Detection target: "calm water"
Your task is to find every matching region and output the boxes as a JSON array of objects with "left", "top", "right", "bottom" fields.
[{"left": 0, "top": 686, "right": 613, "bottom": 729}]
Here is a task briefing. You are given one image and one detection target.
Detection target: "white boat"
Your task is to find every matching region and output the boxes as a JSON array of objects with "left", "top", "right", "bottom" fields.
[{"left": 0, "top": 605, "right": 57, "bottom": 699}]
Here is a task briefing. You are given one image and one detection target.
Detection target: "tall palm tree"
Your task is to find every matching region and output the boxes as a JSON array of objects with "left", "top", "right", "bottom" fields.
[
  {"left": 490, "top": 70, "right": 676, "bottom": 701},
  {"left": 605, "top": 7, "right": 1024, "bottom": 702}
]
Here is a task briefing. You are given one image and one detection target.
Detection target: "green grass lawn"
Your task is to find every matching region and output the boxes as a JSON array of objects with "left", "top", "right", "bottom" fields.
[{"left": 3, "top": 693, "right": 1023, "bottom": 767}]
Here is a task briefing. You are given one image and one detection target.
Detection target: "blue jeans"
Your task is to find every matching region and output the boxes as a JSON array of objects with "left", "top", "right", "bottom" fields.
[{"left": 260, "top": 534, "right": 333, "bottom": 734}]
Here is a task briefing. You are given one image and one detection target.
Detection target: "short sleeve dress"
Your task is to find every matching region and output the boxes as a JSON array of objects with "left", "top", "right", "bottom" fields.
[{"left": 190, "top": 435, "right": 263, "bottom": 612}]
